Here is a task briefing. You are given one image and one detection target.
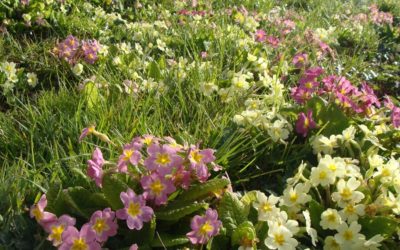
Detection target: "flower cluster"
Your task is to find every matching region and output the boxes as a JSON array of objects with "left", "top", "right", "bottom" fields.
[
  {"left": 251, "top": 147, "right": 400, "bottom": 249},
  {"left": 53, "top": 35, "right": 101, "bottom": 65},
  {"left": 31, "top": 133, "right": 222, "bottom": 248}
]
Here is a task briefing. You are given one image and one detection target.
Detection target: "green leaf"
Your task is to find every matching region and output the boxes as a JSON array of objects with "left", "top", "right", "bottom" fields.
[
  {"left": 102, "top": 173, "right": 129, "bottom": 210},
  {"left": 241, "top": 190, "right": 258, "bottom": 214},
  {"left": 155, "top": 202, "right": 208, "bottom": 221},
  {"left": 46, "top": 182, "right": 65, "bottom": 216},
  {"left": 147, "top": 61, "right": 161, "bottom": 81},
  {"left": 63, "top": 186, "right": 92, "bottom": 218},
  {"left": 151, "top": 233, "right": 189, "bottom": 247},
  {"left": 177, "top": 178, "right": 230, "bottom": 203},
  {"left": 231, "top": 221, "right": 256, "bottom": 246},
  {"left": 306, "top": 96, "right": 350, "bottom": 136},
  {"left": 208, "top": 235, "right": 229, "bottom": 250},
  {"left": 308, "top": 199, "right": 324, "bottom": 233},
  {"left": 83, "top": 81, "right": 99, "bottom": 109},
  {"left": 359, "top": 216, "right": 399, "bottom": 238},
  {"left": 218, "top": 192, "right": 247, "bottom": 235}
]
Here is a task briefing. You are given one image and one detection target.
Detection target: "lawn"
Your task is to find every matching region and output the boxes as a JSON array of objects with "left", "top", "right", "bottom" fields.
[{"left": 0, "top": 0, "right": 399, "bottom": 249}]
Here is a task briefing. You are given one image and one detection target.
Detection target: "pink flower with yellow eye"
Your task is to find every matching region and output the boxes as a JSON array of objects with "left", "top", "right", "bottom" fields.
[
  {"left": 79, "top": 125, "right": 96, "bottom": 142},
  {"left": 116, "top": 188, "right": 154, "bottom": 230},
  {"left": 88, "top": 208, "right": 118, "bottom": 242},
  {"left": 254, "top": 29, "right": 266, "bottom": 42},
  {"left": 186, "top": 209, "right": 222, "bottom": 245},
  {"left": 30, "top": 194, "right": 57, "bottom": 230},
  {"left": 141, "top": 173, "right": 176, "bottom": 205},
  {"left": 59, "top": 224, "right": 100, "bottom": 250},
  {"left": 87, "top": 147, "right": 104, "bottom": 187},
  {"left": 295, "top": 110, "right": 317, "bottom": 137},
  {"left": 46, "top": 215, "right": 76, "bottom": 247},
  {"left": 292, "top": 53, "right": 308, "bottom": 68},
  {"left": 117, "top": 144, "right": 142, "bottom": 173},
  {"left": 144, "top": 143, "right": 183, "bottom": 175}
]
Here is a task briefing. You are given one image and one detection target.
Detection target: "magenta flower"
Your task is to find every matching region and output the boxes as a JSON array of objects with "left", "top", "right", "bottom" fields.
[
  {"left": 266, "top": 36, "right": 280, "bottom": 48},
  {"left": 130, "top": 244, "right": 139, "bottom": 250},
  {"left": 292, "top": 53, "right": 308, "bottom": 68},
  {"left": 87, "top": 147, "right": 104, "bottom": 187},
  {"left": 304, "top": 67, "right": 324, "bottom": 79},
  {"left": 141, "top": 173, "right": 176, "bottom": 205},
  {"left": 64, "top": 35, "right": 80, "bottom": 50},
  {"left": 188, "top": 147, "right": 216, "bottom": 167},
  {"left": 172, "top": 166, "right": 192, "bottom": 189},
  {"left": 89, "top": 208, "right": 118, "bottom": 242},
  {"left": 186, "top": 209, "right": 222, "bottom": 245},
  {"left": 384, "top": 95, "right": 395, "bottom": 110},
  {"left": 117, "top": 144, "right": 142, "bottom": 173},
  {"left": 295, "top": 110, "right": 317, "bottom": 137},
  {"left": 82, "top": 40, "right": 100, "bottom": 64},
  {"left": 290, "top": 86, "right": 312, "bottom": 104},
  {"left": 116, "top": 188, "right": 154, "bottom": 230},
  {"left": 59, "top": 224, "right": 100, "bottom": 250},
  {"left": 359, "top": 83, "right": 380, "bottom": 108},
  {"left": 144, "top": 143, "right": 183, "bottom": 175},
  {"left": 254, "top": 29, "right": 266, "bottom": 42},
  {"left": 46, "top": 215, "right": 76, "bottom": 247},
  {"left": 201, "top": 51, "right": 208, "bottom": 59},
  {"left": 30, "top": 194, "right": 57, "bottom": 230},
  {"left": 299, "top": 76, "right": 319, "bottom": 91},
  {"left": 79, "top": 125, "right": 96, "bottom": 142},
  {"left": 391, "top": 107, "right": 400, "bottom": 128}
]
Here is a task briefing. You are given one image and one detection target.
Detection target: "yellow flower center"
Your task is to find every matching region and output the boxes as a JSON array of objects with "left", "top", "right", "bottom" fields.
[
  {"left": 343, "top": 230, "right": 353, "bottom": 241},
  {"left": 345, "top": 204, "right": 355, "bottom": 214},
  {"left": 123, "top": 149, "right": 134, "bottom": 161},
  {"left": 199, "top": 221, "right": 214, "bottom": 235},
  {"left": 32, "top": 207, "right": 43, "bottom": 221},
  {"left": 88, "top": 126, "right": 95, "bottom": 133},
  {"left": 150, "top": 180, "right": 164, "bottom": 196},
  {"left": 381, "top": 168, "right": 391, "bottom": 177},
  {"left": 274, "top": 233, "right": 285, "bottom": 245},
  {"left": 262, "top": 202, "right": 272, "bottom": 212},
  {"left": 71, "top": 238, "right": 88, "bottom": 250},
  {"left": 328, "top": 163, "right": 337, "bottom": 172},
  {"left": 305, "top": 82, "right": 313, "bottom": 89},
  {"left": 92, "top": 218, "right": 109, "bottom": 234},
  {"left": 319, "top": 170, "right": 327, "bottom": 179},
  {"left": 49, "top": 225, "right": 64, "bottom": 242},
  {"left": 127, "top": 202, "right": 141, "bottom": 217},
  {"left": 191, "top": 151, "right": 203, "bottom": 164},
  {"left": 327, "top": 213, "right": 337, "bottom": 222},
  {"left": 340, "top": 187, "right": 352, "bottom": 200},
  {"left": 155, "top": 153, "right": 171, "bottom": 165},
  {"left": 289, "top": 192, "right": 298, "bottom": 203},
  {"left": 304, "top": 117, "right": 310, "bottom": 128}
]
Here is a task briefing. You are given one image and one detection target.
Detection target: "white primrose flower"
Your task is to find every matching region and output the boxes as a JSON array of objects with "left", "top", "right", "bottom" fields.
[
  {"left": 373, "top": 158, "right": 400, "bottom": 184},
  {"left": 199, "top": 81, "right": 218, "bottom": 96},
  {"left": 364, "top": 234, "right": 384, "bottom": 250},
  {"left": 26, "top": 72, "right": 38, "bottom": 87},
  {"left": 1, "top": 62, "right": 17, "bottom": 77},
  {"left": 312, "top": 135, "right": 338, "bottom": 155},
  {"left": 265, "top": 224, "right": 298, "bottom": 250},
  {"left": 310, "top": 165, "right": 335, "bottom": 187},
  {"left": 72, "top": 63, "right": 84, "bottom": 76},
  {"left": 267, "top": 119, "right": 290, "bottom": 142},
  {"left": 323, "top": 236, "right": 340, "bottom": 250},
  {"left": 281, "top": 183, "right": 311, "bottom": 210},
  {"left": 334, "top": 221, "right": 366, "bottom": 248},
  {"left": 253, "top": 192, "right": 280, "bottom": 221},
  {"left": 332, "top": 178, "right": 365, "bottom": 207},
  {"left": 303, "top": 210, "right": 318, "bottom": 246},
  {"left": 268, "top": 210, "right": 299, "bottom": 235},
  {"left": 337, "top": 125, "right": 356, "bottom": 145},
  {"left": 339, "top": 203, "right": 365, "bottom": 222},
  {"left": 320, "top": 208, "right": 342, "bottom": 230}
]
